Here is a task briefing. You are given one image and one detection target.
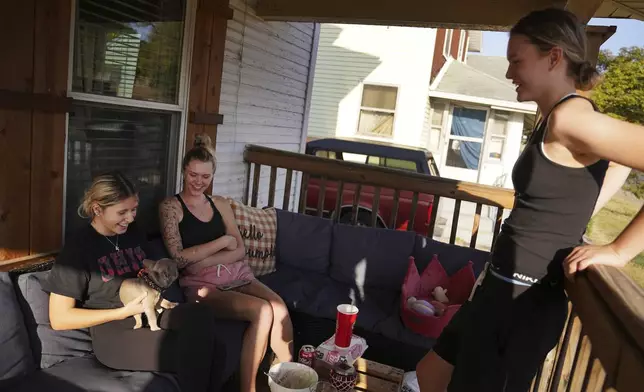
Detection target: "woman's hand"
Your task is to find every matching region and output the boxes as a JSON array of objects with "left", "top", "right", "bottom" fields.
[
  {"left": 121, "top": 292, "right": 148, "bottom": 319},
  {"left": 564, "top": 243, "right": 628, "bottom": 281},
  {"left": 224, "top": 235, "right": 238, "bottom": 251}
]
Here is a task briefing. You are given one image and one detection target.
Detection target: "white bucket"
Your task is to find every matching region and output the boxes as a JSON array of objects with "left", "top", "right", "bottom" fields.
[{"left": 267, "top": 362, "right": 319, "bottom": 392}]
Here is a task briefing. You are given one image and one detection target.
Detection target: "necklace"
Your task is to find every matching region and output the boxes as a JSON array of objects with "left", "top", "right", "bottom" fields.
[{"left": 104, "top": 235, "right": 120, "bottom": 251}]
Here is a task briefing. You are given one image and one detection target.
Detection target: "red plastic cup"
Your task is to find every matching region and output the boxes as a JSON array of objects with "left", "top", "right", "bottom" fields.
[{"left": 334, "top": 304, "right": 359, "bottom": 348}]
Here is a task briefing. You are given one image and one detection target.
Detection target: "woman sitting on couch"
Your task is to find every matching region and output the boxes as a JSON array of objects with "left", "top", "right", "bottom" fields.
[
  {"left": 159, "top": 134, "right": 293, "bottom": 392},
  {"left": 46, "top": 172, "right": 225, "bottom": 392}
]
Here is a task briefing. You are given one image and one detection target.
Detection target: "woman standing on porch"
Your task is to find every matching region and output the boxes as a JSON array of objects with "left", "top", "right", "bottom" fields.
[
  {"left": 159, "top": 134, "right": 294, "bottom": 392},
  {"left": 417, "top": 8, "right": 644, "bottom": 392}
]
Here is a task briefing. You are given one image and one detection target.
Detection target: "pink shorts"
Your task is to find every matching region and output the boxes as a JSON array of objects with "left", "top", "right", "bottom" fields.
[{"left": 180, "top": 260, "right": 255, "bottom": 299}]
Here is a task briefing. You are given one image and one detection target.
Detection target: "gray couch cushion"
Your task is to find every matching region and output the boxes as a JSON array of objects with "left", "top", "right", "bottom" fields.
[
  {"left": 375, "top": 307, "right": 435, "bottom": 350},
  {"left": 258, "top": 265, "right": 330, "bottom": 314},
  {"left": 413, "top": 235, "right": 489, "bottom": 277},
  {"left": 260, "top": 266, "right": 398, "bottom": 333},
  {"left": 16, "top": 272, "right": 93, "bottom": 369},
  {"left": 276, "top": 210, "right": 333, "bottom": 274},
  {"left": 0, "top": 272, "right": 35, "bottom": 382},
  {"left": 10, "top": 356, "right": 179, "bottom": 392},
  {"left": 329, "top": 225, "right": 417, "bottom": 291},
  {"left": 307, "top": 280, "right": 398, "bottom": 332}
]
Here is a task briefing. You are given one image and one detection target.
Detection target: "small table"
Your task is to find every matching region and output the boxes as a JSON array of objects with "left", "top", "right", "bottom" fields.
[{"left": 314, "top": 358, "right": 405, "bottom": 392}]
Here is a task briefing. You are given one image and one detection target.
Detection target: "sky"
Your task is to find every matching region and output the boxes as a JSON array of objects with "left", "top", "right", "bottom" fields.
[{"left": 480, "top": 18, "right": 644, "bottom": 57}]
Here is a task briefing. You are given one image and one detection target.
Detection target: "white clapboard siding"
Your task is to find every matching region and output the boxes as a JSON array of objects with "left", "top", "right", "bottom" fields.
[
  {"left": 419, "top": 97, "right": 432, "bottom": 149},
  {"left": 215, "top": 0, "right": 315, "bottom": 210},
  {"left": 307, "top": 24, "right": 382, "bottom": 138}
]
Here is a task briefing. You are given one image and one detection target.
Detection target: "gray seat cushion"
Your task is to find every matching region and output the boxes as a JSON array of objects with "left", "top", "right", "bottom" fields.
[
  {"left": 260, "top": 266, "right": 399, "bottom": 333},
  {"left": 258, "top": 265, "right": 329, "bottom": 313},
  {"left": 10, "top": 356, "right": 179, "bottom": 392},
  {"left": 276, "top": 210, "right": 334, "bottom": 275},
  {"left": 329, "top": 224, "right": 417, "bottom": 291},
  {"left": 15, "top": 272, "right": 93, "bottom": 369},
  {"left": 375, "top": 307, "right": 435, "bottom": 350},
  {"left": 0, "top": 272, "right": 35, "bottom": 383}
]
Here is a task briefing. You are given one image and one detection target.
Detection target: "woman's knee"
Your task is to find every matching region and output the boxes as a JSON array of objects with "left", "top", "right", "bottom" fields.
[
  {"left": 253, "top": 299, "right": 274, "bottom": 325},
  {"left": 269, "top": 298, "right": 289, "bottom": 320}
]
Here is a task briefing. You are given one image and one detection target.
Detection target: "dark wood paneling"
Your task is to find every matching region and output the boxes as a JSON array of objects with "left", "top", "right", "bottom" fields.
[
  {"left": 29, "top": 0, "right": 72, "bottom": 255},
  {"left": 0, "top": 90, "right": 72, "bottom": 112},
  {"left": 0, "top": 1, "right": 36, "bottom": 261},
  {"left": 0, "top": 111, "right": 33, "bottom": 260}
]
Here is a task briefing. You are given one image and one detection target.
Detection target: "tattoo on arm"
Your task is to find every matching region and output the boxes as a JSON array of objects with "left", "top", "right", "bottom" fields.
[{"left": 159, "top": 199, "right": 190, "bottom": 269}]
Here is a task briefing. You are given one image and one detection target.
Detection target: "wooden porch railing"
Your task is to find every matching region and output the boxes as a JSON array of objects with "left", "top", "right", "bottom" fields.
[
  {"left": 243, "top": 144, "right": 516, "bottom": 247},
  {"left": 243, "top": 144, "right": 644, "bottom": 392}
]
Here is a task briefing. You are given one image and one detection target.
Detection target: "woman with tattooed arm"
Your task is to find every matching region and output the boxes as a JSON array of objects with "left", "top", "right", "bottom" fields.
[{"left": 159, "top": 134, "right": 293, "bottom": 392}]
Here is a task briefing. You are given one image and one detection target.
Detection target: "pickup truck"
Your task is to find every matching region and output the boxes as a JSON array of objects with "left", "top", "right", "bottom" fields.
[{"left": 304, "top": 138, "right": 440, "bottom": 234}]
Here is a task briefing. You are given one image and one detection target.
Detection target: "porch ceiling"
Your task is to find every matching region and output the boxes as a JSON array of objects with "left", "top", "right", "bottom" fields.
[{"left": 256, "top": 0, "right": 643, "bottom": 31}]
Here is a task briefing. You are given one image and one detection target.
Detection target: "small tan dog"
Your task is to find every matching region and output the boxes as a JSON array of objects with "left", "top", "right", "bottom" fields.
[{"left": 119, "top": 258, "right": 179, "bottom": 331}]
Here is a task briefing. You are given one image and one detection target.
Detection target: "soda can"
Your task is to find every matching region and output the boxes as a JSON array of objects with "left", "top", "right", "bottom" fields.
[{"left": 298, "top": 345, "right": 316, "bottom": 367}]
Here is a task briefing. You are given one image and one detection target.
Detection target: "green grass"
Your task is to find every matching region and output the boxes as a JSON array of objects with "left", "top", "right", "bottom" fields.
[{"left": 586, "top": 193, "right": 644, "bottom": 287}]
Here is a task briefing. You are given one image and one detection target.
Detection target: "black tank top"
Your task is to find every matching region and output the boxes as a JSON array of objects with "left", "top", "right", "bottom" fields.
[
  {"left": 491, "top": 94, "right": 610, "bottom": 281},
  {"left": 176, "top": 194, "right": 227, "bottom": 249}
]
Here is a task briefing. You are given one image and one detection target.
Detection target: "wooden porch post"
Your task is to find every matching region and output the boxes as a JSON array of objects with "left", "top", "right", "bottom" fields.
[{"left": 185, "top": 0, "right": 233, "bottom": 194}]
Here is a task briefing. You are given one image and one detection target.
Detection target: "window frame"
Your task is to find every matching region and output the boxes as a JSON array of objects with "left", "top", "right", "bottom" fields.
[
  {"left": 443, "top": 29, "right": 453, "bottom": 59},
  {"left": 442, "top": 104, "right": 490, "bottom": 171},
  {"left": 457, "top": 31, "right": 466, "bottom": 61},
  {"left": 483, "top": 111, "right": 510, "bottom": 163},
  {"left": 356, "top": 83, "right": 399, "bottom": 139},
  {"left": 63, "top": 0, "right": 197, "bottom": 236}
]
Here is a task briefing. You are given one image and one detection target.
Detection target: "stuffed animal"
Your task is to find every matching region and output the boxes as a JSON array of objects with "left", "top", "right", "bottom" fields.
[
  {"left": 406, "top": 297, "right": 436, "bottom": 316},
  {"left": 432, "top": 286, "right": 449, "bottom": 303}
]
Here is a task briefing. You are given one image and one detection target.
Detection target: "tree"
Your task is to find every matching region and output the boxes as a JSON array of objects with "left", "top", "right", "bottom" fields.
[{"left": 592, "top": 47, "right": 644, "bottom": 199}]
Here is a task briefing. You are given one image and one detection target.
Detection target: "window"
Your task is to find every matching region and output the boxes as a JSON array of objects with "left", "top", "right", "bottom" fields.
[
  {"left": 66, "top": 0, "right": 190, "bottom": 238},
  {"left": 445, "top": 106, "right": 487, "bottom": 170},
  {"left": 72, "top": 0, "right": 186, "bottom": 104},
  {"left": 443, "top": 29, "right": 453, "bottom": 58},
  {"left": 366, "top": 156, "right": 417, "bottom": 172},
  {"left": 66, "top": 103, "right": 179, "bottom": 236},
  {"left": 314, "top": 150, "right": 337, "bottom": 159},
  {"left": 487, "top": 112, "right": 509, "bottom": 161},
  {"left": 357, "top": 85, "right": 398, "bottom": 138},
  {"left": 429, "top": 101, "right": 446, "bottom": 152}
]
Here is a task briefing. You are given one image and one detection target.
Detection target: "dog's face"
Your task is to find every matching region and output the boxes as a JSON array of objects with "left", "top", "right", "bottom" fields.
[{"left": 142, "top": 259, "right": 179, "bottom": 289}]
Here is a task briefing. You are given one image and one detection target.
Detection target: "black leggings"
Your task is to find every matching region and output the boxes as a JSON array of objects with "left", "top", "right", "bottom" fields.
[{"left": 91, "top": 302, "right": 225, "bottom": 392}]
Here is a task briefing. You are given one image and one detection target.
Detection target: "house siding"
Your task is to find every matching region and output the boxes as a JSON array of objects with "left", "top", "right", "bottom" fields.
[
  {"left": 420, "top": 97, "right": 432, "bottom": 150},
  {"left": 215, "top": 0, "right": 316, "bottom": 209},
  {"left": 307, "top": 24, "right": 436, "bottom": 147},
  {"left": 307, "top": 24, "right": 380, "bottom": 139}
]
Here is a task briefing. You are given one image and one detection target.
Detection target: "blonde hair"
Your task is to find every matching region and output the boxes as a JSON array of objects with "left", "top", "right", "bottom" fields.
[
  {"left": 511, "top": 8, "right": 600, "bottom": 91},
  {"left": 182, "top": 134, "right": 217, "bottom": 172},
  {"left": 78, "top": 172, "right": 137, "bottom": 219}
]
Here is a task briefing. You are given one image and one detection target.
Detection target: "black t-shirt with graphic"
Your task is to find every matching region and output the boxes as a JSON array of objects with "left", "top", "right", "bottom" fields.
[{"left": 46, "top": 222, "right": 151, "bottom": 309}]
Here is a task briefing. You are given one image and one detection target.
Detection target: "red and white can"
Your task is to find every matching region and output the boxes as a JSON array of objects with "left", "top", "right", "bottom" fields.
[{"left": 298, "top": 345, "right": 316, "bottom": 367}]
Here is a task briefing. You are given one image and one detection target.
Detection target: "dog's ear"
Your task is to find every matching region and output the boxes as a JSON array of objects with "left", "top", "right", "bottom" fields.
[{"left": 142, "top": 259, "right": 156, "bottom": 270}]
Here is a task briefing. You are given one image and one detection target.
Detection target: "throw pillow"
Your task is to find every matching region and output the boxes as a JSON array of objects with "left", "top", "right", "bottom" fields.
[
  {"left": 230, "top": 199, "right": 277, "bottom": 276},
  {"left": 16, "top": 272, "right": 93, "bottom": 369}
]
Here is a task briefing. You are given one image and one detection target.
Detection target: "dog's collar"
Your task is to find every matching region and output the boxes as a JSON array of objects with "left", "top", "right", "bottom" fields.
[{"left": 138, "top": 268, "right": 164, "bottom": 293}]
